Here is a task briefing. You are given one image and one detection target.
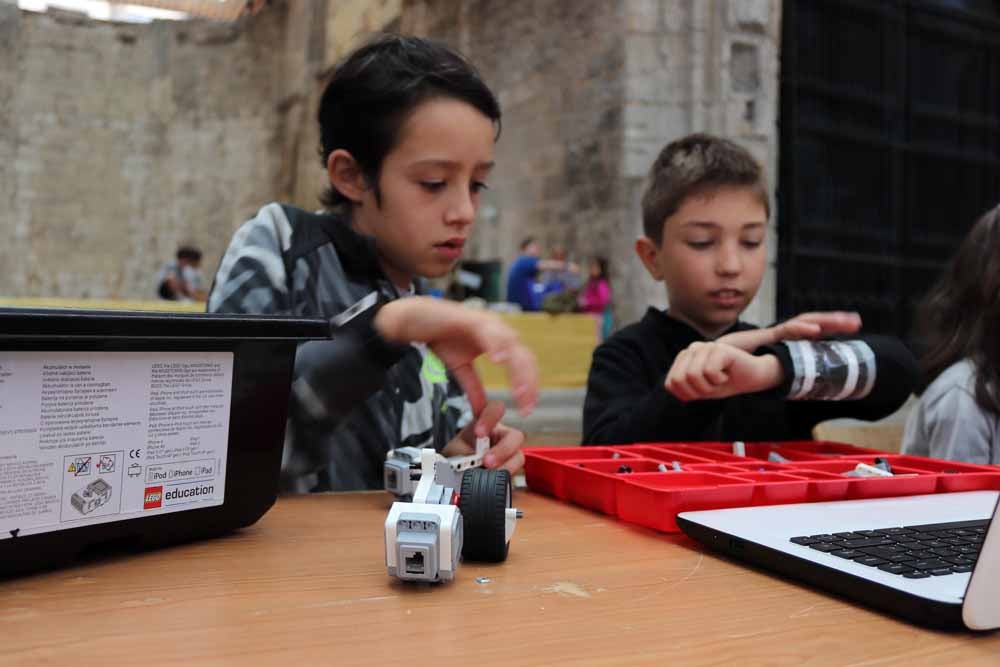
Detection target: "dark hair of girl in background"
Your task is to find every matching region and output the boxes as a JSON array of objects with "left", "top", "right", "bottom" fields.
[{"left": 917, "top": 203, "right": 1000, "bottom": 413}]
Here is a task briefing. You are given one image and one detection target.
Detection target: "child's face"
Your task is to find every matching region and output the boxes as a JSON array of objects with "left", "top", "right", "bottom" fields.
[
  {"left": 352, "top": 97, "right": 495, "bottom": 288},
  {"left": 636, "top": 185, "right": 768, "bottom": 338}
]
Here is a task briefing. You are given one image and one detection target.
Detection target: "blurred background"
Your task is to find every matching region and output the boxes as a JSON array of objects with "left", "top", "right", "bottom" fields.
[{"left": 2, "top": 0, "right": 999, "bottom": 442}]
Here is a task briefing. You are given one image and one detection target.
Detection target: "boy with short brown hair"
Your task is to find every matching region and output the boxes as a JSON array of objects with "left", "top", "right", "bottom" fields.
[{"left": 583, "top": 133, "right": 917, "bottom": 445}]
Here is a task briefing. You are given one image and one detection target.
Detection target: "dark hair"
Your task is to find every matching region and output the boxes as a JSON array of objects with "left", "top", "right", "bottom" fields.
[
  {"left": 917, "top": 204, "right": 1000, "bottom": 413},
  {"left": 317, "top": 34, "right": 501, "bottom": 209},
  {"left": 590, "top": 256, "right": 609, "bottom": 281},
  {"left": 519, "top": 237, "right": 536, "bottom": 251},
  {"left": 641, "top": 133, "right": 770, "bottom": 244},
  {"left": 176, "top": 245, "right": 202, "bottom": 262}
]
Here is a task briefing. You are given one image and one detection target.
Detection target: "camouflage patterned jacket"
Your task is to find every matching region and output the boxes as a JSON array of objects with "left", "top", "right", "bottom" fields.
[{"left": 208, "top": 203, "right": 472, "bottom": 491}]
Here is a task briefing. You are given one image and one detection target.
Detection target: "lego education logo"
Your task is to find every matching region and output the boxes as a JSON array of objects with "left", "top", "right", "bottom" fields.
[
  {"left": 143, "top": 486, "right": 163, "bottom": 510},
  {"left": 162, "top": 481, "right": 216, "bottom": 506}
]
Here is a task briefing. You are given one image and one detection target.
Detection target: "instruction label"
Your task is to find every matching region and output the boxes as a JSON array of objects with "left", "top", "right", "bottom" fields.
[{"left": 0, "top": 351, "right": 232, "bottom": 540}]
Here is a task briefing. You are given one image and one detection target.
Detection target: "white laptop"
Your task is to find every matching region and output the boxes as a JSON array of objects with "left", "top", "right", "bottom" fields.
[{"left": 677, "top": 490, "right": 1000, "bottom": 630}]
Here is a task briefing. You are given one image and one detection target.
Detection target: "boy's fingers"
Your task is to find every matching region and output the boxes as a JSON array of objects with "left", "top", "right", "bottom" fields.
[
  {"left": 505, "top": 345, "right": 538, "bottom": 416},
  {"left": 451, "top": 363, "right": 487, "bottom": 416},
  {"left": 799, "top": 311, "right": 862, "bottom": 334},
  {"left": 665, "top": 350, "right": 692, "bottom": 401},
  {"left": 500, "top": 449, "right": 525, "bottom": 474},
  {"left": 780, "top": 320, "right": 822, "bottom": 340},
  {"left": 683, "top": 346, "right": 717, "bottom": 397},
  {"left": 473, "top": 399, "right": 505, "bottom": 438},
  {"left": 483, "top": 425, "right": 523, "bottom": 469},
  {"left": 704, "top": 345, "right": 731, "bottom": 385}
]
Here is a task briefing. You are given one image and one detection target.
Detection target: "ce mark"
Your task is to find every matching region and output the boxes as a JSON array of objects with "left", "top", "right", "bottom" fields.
[{"left": 129, "top": 448, "right": 142, "bottom": 459}]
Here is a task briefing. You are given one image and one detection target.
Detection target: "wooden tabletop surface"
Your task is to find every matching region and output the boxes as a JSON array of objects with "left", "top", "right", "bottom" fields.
[{"left": 1, "top": 491, "right": 998, "bottom": 666}]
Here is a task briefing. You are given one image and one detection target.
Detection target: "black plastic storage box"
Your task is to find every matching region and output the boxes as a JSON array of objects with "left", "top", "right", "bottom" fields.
[{"left": 0, "top": 308, "right": 328, "bottom": 577}]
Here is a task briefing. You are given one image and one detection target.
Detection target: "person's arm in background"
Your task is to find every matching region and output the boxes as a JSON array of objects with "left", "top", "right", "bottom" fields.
[{"left": 582, "top": 336, "right": 731, "bottom": 444}]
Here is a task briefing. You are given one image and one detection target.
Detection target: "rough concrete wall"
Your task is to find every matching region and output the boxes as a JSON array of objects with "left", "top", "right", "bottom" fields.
[
  {"left": 401, "top": 0, "right": 627, "bottom": 303},
  {"left": 621, "top": 0, "right": 782, "bottom": 326},
  {"left": 0, "top": 3, "right": 317, "bottom": 299}
]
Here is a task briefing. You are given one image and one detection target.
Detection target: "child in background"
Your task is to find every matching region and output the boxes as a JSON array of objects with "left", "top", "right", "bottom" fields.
[
  {"left": 209, "top": 35, "right": 537, "bottom": 491},
  {"left": 583, "top": 133, "right": 918, "bottom": 445},
  {"left": 902, "top": 203, "right": 1000, "bottom": 464}
]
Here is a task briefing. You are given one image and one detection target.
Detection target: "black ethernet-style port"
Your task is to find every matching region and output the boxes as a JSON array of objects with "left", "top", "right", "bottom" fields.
[{"left": 405, "top": 552, "right": 424, "bottom": 574}]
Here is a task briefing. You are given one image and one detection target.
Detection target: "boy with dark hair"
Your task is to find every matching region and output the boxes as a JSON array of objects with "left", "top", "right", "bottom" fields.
[
  {"left": 209, "top": 34, "right": 537, "bottom": 491},
  {"left": 583, "top": 133, "right": 917, "bottom": 445}
]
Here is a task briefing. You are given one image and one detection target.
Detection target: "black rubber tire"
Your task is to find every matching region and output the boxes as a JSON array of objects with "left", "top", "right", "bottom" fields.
[{"left": 459, "top": 468, "right": 512, "bottom": 562}]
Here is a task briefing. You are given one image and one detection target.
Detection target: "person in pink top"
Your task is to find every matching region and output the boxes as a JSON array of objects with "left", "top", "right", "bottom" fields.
[{"left": 579, "top": 257, "right": 613, "bottom": 339}]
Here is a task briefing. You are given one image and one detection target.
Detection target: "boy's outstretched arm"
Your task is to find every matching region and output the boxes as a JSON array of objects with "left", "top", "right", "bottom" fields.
[
  {"left": 662, "top": 335, "right": 918, "bottom": 425},
  {"left": 582, "top": 337, "right": 729, "bottom": 444}
]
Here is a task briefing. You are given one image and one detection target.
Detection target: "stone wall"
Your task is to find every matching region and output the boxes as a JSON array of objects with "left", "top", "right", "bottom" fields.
[
  {"left": 0, "top": 2, "right": 323, "bottom": 299},
  {"left": 0, "top": 0, "right": 781, "bottom": 326}
]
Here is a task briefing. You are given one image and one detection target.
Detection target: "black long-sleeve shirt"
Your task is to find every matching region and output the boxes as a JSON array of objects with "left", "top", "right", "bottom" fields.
[{"left": 582, "top": 308, "right": 918, "bottom": 445}]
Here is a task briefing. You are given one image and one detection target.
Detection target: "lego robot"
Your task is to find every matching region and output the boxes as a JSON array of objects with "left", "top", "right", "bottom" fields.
[{"left": 384, "top": 437, "right": 521, "bottom": 582}]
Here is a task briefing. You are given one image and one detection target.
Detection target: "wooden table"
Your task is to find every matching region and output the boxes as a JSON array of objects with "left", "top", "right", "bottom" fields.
[{"left": 2, "top": 491, "right": 997, "bottom": 665}]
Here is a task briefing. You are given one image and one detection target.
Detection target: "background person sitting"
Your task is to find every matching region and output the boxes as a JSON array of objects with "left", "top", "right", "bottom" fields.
[{"left": 156, "top": 245, "right": 208, "bottom": 302}]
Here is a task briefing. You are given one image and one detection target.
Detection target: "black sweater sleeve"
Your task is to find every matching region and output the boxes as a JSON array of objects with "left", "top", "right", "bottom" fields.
[
  {"left": 582, "top": 335, "right": 725, "bottom": 445},
  {"left": 760, "top": 334, "right": 919, "bottom": 430}
]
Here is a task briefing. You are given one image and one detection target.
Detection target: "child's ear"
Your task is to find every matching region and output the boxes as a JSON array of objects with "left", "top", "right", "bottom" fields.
[
  {"left": 635, "top": 236, "right": 664, "bottom": 281},
  {"left": 326, "top": 149, "right": 367, "bottom": 204}
]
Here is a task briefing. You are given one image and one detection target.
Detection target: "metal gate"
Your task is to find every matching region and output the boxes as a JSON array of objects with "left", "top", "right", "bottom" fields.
[{"left": 778, "top": 0, "right": 1000, "bottom": 344}]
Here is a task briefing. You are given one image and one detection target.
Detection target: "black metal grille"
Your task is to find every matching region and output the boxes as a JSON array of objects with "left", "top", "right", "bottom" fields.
[{"left": 778, "top": 0, "right": 1000, "bottom": 344}]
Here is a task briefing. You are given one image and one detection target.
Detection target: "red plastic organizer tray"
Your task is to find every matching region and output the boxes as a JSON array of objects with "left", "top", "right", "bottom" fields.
[{"left": 523, "top": 441, "right": 1000, "bottom": 533}]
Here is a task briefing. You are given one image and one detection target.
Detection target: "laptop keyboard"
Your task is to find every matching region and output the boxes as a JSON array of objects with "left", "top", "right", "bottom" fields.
[{"left": 790, "top": 519, "right": 989, "bottom": 578}]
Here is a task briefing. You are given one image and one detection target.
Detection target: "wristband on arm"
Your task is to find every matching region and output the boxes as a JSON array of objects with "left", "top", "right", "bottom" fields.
[{"left": 781, "top": 340, "right": 877, "bottom": 401}]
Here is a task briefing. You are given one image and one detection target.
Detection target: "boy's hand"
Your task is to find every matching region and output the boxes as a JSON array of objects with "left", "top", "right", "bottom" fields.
[
  {"left": 374, "top": 296, "right": 538, "bottom": 416},
  {"left": 443, "top": 399, "right": 525, "bottom": 473},
  {"left": 665, "top": 342, "right": 784, "bottom": 402},
  {"left": 717, "top": 311, "right": 862, "bottom": 352}
]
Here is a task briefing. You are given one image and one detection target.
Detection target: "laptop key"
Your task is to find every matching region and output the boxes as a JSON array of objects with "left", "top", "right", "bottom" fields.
[
  {"left": 877, "top": 563, "right": 915, "bottom": 575},
  {"left": 873, "top": 528, "right": 913, "bottom": 536},
  {"left": 905, "top": 519, "right": 990, "bottom": 532},
  {"left": 917, "top": 540, "right": 951, "bottom": 550},
  {"left": 906, "top": 559, "right": 951, "bottom": 570},
  {"left": 929, "top": 568, "right": 955, "bottom": 576},
  {"left": 903, "top": 571, "right": 930, "bottom": 579},
  {"left": 830, "top": 549, "right": 863, "bottom": 559},
  {"left": 951, "top": 565, "right": 974, "bottom": 573},
  {"left": 790, "top": 536, "right": 823, "bottom": 546},
  {"left": 854, "top": 556, "right": 889, "bottom": 567},
  {"left": 809, "top": 543, "right": 842, "bottom": 552},
  {"left": 841, "top": 537, "right": 893, "bottom": 549},
  {"left": 831, "top": 532, "right": 866, "bottom": 540},
  {"left": 807, "top": 534, "right": 835, "bottom": 541},
  {"left": 930, "top": 548, "right": 960, "bottom": 558}
]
